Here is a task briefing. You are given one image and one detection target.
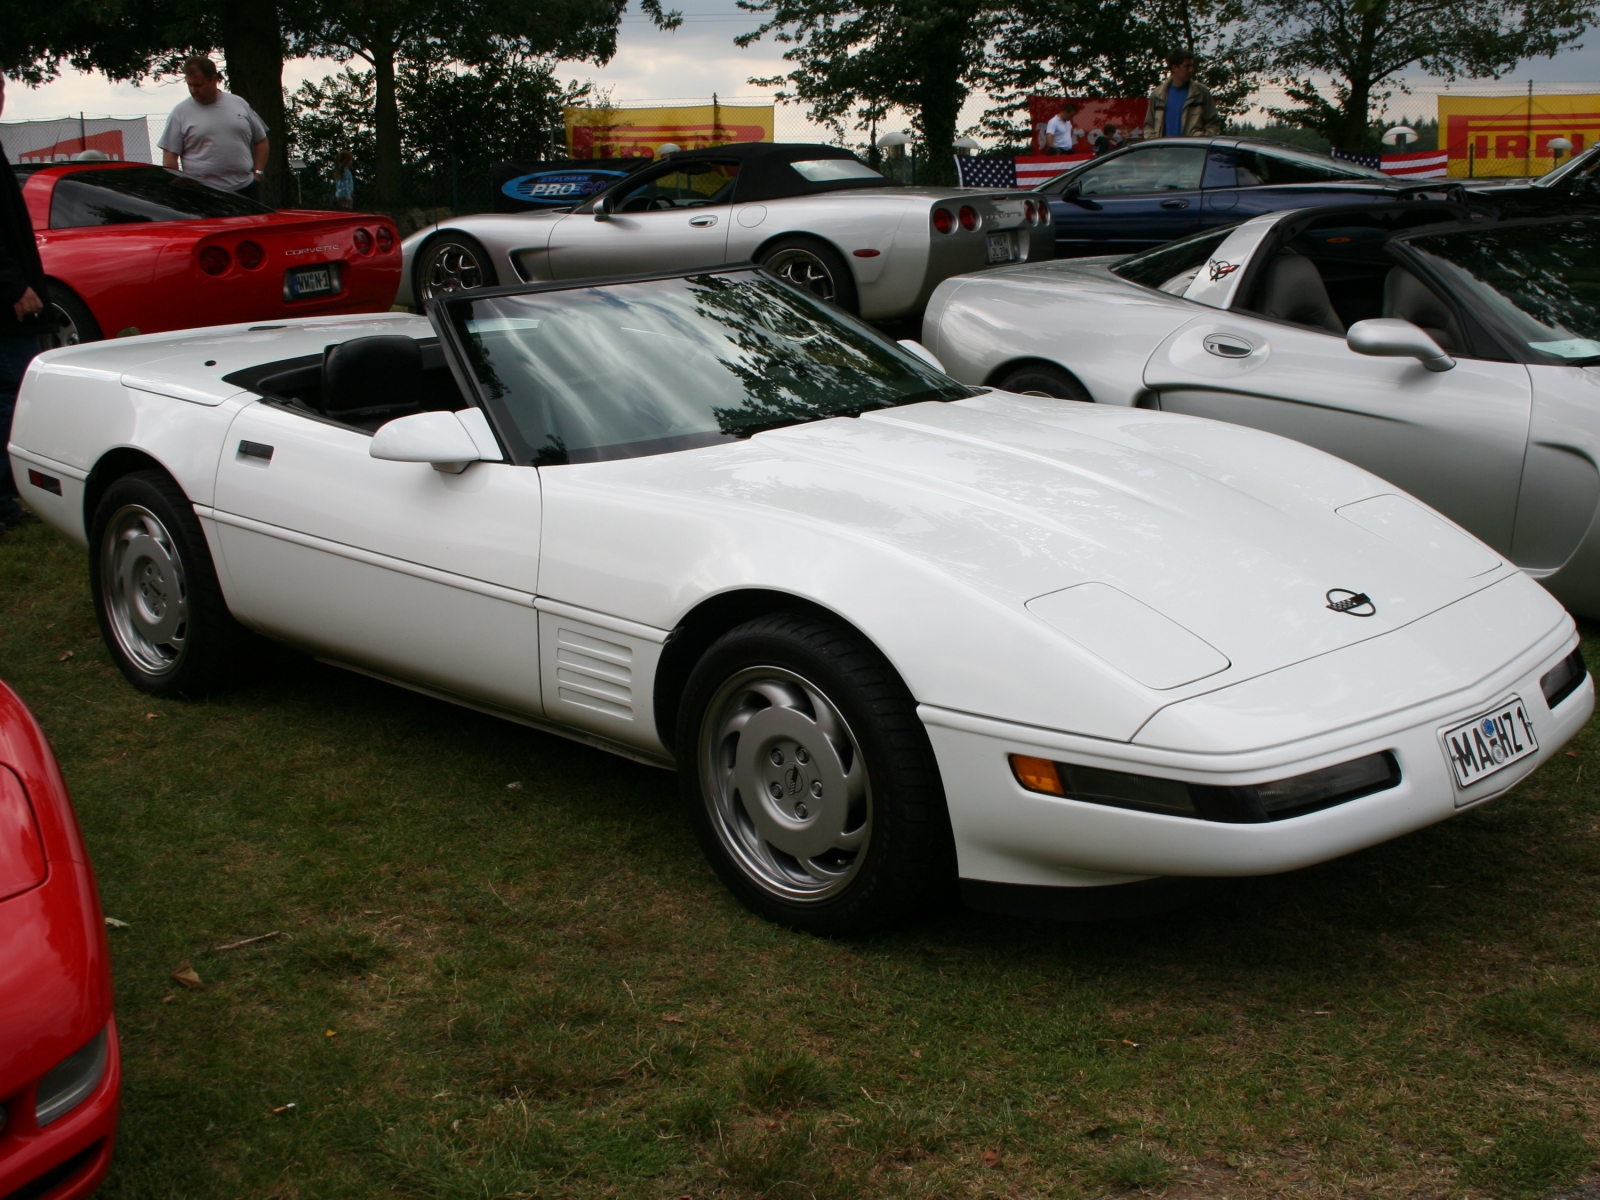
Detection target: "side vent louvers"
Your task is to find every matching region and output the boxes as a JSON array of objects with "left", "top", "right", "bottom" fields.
[{"left": 554, "top": 627, "right": 633, "bottom": 720}]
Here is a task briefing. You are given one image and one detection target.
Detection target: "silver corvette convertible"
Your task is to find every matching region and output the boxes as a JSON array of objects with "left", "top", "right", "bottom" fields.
[
  {"left": 925, "top": 203, "right": 1600, "bottom": 617},
  {"left": 398, "top": 143, "right": 1055, "bottom": 321}
]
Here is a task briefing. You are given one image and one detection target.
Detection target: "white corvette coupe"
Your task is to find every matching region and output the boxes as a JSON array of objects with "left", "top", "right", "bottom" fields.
[{"left": 7, "top": 266, "right": 1591, "bottom": 932}]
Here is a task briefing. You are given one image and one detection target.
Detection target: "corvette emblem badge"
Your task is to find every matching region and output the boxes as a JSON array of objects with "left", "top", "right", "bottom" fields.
[
  {"left": 1326, "top": 589, "right": 1376, "bottom": 616},
  {"left": 1207, "top": 259, "right": 1240, "bottom": 282}
]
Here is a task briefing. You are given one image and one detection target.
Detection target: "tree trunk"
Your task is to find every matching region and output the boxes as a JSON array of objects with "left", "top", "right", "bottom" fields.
[
  {"left": 218, "top": 1, "right": 290, "bottom": 206},
  {"left": 1339, "top": 4, "right": 1381, "bottom": 149},
  {"left": 373, "top": 28, "right": 402, "bottom": 205},
  {"left": 912, "top": 0, "right": 979, "bottom": 186}
]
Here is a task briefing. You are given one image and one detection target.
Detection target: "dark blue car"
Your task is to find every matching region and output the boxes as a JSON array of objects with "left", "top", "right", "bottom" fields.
[{"left": 1037, "top": 137, "right": 1408, "bottom": 257}]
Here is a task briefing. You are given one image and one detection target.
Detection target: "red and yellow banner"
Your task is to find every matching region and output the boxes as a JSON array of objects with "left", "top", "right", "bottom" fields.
[
  {"left": 1440, "top": 93, "right": 1600, "bottom": 178},
  {"left": 564, "top": 104, "right": 774, "bottom": 160}
]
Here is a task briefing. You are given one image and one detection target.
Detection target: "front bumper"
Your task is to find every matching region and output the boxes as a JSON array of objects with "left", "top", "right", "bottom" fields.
[
  {"left": 0, "top": 1019, "right": 120, "bottom": 1200},
  {"left": 924, "top": 589, "right": 1590, "bottom": 889}
]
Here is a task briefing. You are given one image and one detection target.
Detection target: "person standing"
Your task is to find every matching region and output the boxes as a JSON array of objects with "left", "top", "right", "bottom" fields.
[
  {"left": 1143, "top": 50, "right": 1222, "bottom": 139},
  {"left": 158, "top": 56, "right": 270, "bottom": 200},
  {"left": 0, "top": 74, "right": 52, "bottom": 532},
  {"left": 1043, "top": 103, "right": 1080, "bottom": 155},
  {"left": 334, "top": 150, "right": 355, "bottom": 209}
]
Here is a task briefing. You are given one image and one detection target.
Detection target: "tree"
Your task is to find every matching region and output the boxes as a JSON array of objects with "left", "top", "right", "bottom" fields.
[
  {"left": 1258, "top": 0, "right": 1596, "bottom": 150},
  {"left": 735, "top": 0, "right": 993, "bottom": 184},
  {"left": 979, "top": 0, "right": 1263, "bottom": 143},
  {"left": 3, "top": 0, "right": 302, "bottom": 205},
  {"left": 295, "top": 0, "right": 681, "bottom": 203}
]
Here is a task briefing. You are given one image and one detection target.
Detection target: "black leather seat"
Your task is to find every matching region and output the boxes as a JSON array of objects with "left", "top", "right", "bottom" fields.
[
  {"left": 1254, "top": 254, "right": 1346, "bottom": 334},
  {"left": 321, "top": 335, "right": 424, "bottom": 423},
  {"left": 1383, "top": 267, "right": 1464, "bottom": 354}
]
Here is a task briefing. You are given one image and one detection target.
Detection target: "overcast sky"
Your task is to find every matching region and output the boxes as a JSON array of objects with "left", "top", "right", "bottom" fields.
[{"left": 2, "top": 0, "right": 1597, "bottom": 134}]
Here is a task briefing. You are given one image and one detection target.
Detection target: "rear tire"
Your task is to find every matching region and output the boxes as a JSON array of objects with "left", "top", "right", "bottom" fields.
[
  {"left": 412, "top": 232, "right": 498, "bottom": 303},
  {"left": 676, "top": 612, "right": 956, "bottom": 935},
  {"left": 994, "top": 362, "right": 1093, "bottom": 402},
  {"left": 43, "top": 282, "right": 102, "bottom": 349},
  {"left": 89, "top": 471, "right": 247, "bottom": 697},
  {"left": 757, "top": 236, "right": 860, "bottom": 315}
]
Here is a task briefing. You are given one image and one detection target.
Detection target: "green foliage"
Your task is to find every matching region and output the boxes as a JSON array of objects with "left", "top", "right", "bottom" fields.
[
  {"left": 1093, "top": 1143, "right": 1178, "bottom": 1189},
  {"left": 1460, "top": 1116, "right": 1593, "bottom": 1196},
  {"left": 1256, "top": 0, "right": 1595, "bottom": 149},
  {"left": 738, "top": 1048, "right": 836, "bottom": 1108}
]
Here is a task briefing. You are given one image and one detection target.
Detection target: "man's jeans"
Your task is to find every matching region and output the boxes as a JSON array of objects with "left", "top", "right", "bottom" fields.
[{"left": 0, "top": 332, "right": 41, "bottom": 516}]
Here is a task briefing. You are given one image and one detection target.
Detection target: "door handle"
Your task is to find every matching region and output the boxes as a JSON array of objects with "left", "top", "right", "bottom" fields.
[
  {"left": 1203, "top": 333, "right": 1254, "bottom": 359},
  {"left": 1160, "top": 198, "right": 1190, "bottom": 210},
  {"left": 689, "top": 215, "right": 718, "bottom": 227},
  {"left": 238, "top": 440, "right": 274, "bottom": 461}
]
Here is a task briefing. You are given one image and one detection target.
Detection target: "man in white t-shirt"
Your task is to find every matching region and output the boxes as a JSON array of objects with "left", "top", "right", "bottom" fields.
[
  {"left": 1043, "top": 104, "right": 1079, "bottom": 155},
  {"left": 158, "top": 56, "right": 270, "bottom": 200}
]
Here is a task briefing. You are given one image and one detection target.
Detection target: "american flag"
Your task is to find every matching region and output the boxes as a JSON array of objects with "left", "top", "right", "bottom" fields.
[
  {"left": 954, "top": 154, "right": 1087, "bottom": 189},
  {"left": 1330, "top": 148, "right": 1382, "bottom": 170}
]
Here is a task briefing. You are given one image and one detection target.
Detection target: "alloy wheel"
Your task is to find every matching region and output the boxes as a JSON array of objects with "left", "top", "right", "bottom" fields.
[
  {"left": 419, "top": 240, "right": 487, "bottom": 299},
  {"left": 764, "top": 248, "right": 837, "bottom": 303},
  {"left": 698, "top": 666, "right": 871, "bottom": 902},
  {"left": 101, "top": 504, "right": 189, "bottom": 677}
]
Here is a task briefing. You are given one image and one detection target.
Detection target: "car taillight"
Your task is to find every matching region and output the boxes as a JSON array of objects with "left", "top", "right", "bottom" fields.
[
  {"left": 1023, "top": 199, "right": 1037, "bottom": 223},
  {"left": 0, "top": 766, "right": 45, "bottom": 903},
  {"left": 198, "top": 245, "right": 230, "bottom": 276},
  {"left": 353, "top": 227, "right": 373, "bottom": 255},
  {"left": 932, "top": 208, "right": 954, "bottom": 235},
  {"left": 958, "top": 205, "right": 978, "bottom": 231},
  {"left": 376, "top": 226, "right": 395, "bottom": 253},
  {"left": 236, "top": 240, "right": 265, "bottom": 269}
]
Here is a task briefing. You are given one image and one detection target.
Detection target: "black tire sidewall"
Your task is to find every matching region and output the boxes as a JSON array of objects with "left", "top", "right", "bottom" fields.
[
  {"left": 45, "top": 281, "right": 102, "bottom": 345},
  {"left": 997, "top": 364, "right": 1092, "bottom": 402},
  {"left": 757, "top": 236, "right": 861, "bottom": 315},
  {"left": 675, "top": 613, "right": 954, "bottom": 935},
  {"left": 89, "top": 471, "right": 237, "bottom": 697},
  {"left": 413, "top": 231, "right": 498, "bottom": 303}
]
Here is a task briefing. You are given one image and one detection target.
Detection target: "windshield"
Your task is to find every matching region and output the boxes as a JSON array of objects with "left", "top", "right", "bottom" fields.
[
  {"left": 47, "top": 167, "right": 271, "bottom": 228},
  {"left": 1236, "top": 143, "right": 1389, "bottom": 183},
  {"left": 1535, "top": 143, "right": 1600, "bottom": 189},
  {"left": 443, "top": 271, "right": 973, "bottom": 464},
  {"left": 1404, "top": 219, "right": 1600, "bottom": 363}
]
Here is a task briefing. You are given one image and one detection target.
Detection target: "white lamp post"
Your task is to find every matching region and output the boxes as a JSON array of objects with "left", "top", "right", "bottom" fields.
[
  {"left": 1549, "top": 136, "right": 1574, "bottom": 167},
  {"left": 1381, "top": 125, "right": 1418, "bottom": 147},
  {"left": 656, "top": 143, "right": 681, "bottom": 157},
  {"left": 952, "top": 136, "right": 980, "bottom": 157}
]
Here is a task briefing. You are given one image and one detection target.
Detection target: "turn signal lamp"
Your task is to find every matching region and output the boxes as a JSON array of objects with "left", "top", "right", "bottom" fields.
[
  {"left": 236, "top": 240, "right": 265, "bottom": 269},
  {"left": 376, "top": 226, "right": 396, "bottom": 253},
  {"left": 198, "top": 245, "right": 231, "bottom": 275},
  {"left": 353, "top": 227, "right": 374, "bottom": 255},
  {"left": 0, "top": 766, "right": 46, "bottom": 902},
  {"left": 958, "top": 205, "right": 979, "bottom": 230},
  {"left": 932, "top": 208, "right": 954, "bottom": 234},
  {"left": 1007, "top": 751, "right": 1399, "bottom": 823}
]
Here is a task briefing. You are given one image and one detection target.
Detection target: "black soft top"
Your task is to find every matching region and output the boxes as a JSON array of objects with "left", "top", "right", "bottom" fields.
[{"left": 630, "top": 142, "right": 903, "bottom": 204}]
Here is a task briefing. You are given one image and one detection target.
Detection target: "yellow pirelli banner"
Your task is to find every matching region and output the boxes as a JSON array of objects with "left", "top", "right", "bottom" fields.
[
  {"left": 1440, "top": 93, "right": 1600, "bottom": 177},
  {"left": 564, "top": 103, "right": 774, "bottom": 160}
]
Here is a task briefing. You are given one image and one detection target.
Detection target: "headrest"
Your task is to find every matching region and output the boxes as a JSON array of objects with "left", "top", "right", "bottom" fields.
[
  {"left": 1256, "top": 255, "right": 1345, "bottom": 334},
  {"left": 321, "top": 335, "right": 423, "bottom": 419}
]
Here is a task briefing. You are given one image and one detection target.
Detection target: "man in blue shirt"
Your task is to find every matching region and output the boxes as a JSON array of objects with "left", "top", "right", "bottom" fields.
[{"left": 1144, "top": 50, "right": 1222, "bottom": 139}]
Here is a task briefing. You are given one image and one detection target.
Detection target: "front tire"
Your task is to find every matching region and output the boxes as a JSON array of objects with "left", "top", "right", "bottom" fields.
[
  {"left": 43, "top": 282, "right": 102, "bottom": 349},
  {"left": 412, "top": 232, "right": 498, "bottom": 303},
  {"left": 676, "top": 612, "right": 956, "bottom": 935},
  {"left": 757, "top": 236, "right": 860, "bottom": 314},
  {"left": 89, "top": 471, "right": 244, "bottom": 697}
]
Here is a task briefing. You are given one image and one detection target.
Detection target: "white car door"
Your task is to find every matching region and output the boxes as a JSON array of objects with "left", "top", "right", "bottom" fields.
[
  {"left": 1145, "top": 312, "right": 1531, "bottom": 554},
  {"left": 548, "top": 159, "right": 737, "bottom": 279},
  {"left": 208, "top": 354, "right": 544, "bottom": 714}
]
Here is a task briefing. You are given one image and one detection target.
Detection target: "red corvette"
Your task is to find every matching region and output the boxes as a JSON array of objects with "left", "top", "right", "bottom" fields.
[
  {"left": 18, "top": 161, "right": 401, "bottom": 344},
  {"left": 0, "top": 679, "right": 119, "bottom": 1198}
]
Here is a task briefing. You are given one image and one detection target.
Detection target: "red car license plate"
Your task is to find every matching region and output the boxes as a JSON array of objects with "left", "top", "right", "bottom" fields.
[{"left": 289, "top": 266, "right": 335, "bottom": 298}]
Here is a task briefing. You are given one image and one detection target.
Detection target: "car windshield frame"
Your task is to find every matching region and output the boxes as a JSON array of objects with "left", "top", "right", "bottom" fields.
[
  {"left": 1396, "top": 215, "right": 1600, "bottom": 365},
  {"left": 1532, "top": 142, "right": 1600, "bottom": 189},
  {"left": 429, "top": 266, "right": 977, "bottom": 467},
  {"left": 1233, "top": 141, "right": 1391, "bottom": 183}
]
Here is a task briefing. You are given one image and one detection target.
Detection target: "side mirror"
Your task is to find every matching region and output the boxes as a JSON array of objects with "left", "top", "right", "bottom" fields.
[
  {"left": 897, "top": 339, "right": 947, "bottom": 374},
  {"left": 593, "top": 195, "right": 613, "bottom": 222},
  {"left": 1347, "top": 318, "right": 1455, "bottom": 372},
  {"left": 369, "top": 408, "right": 505, "bottom": 473},
  {"left": 1062, "top": 180, "right": 1082, "bottom": 199}
]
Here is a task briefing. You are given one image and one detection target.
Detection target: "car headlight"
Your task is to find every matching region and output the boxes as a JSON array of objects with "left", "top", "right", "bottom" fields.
[
  {"left": 35, "top": 1027, "right": 109, "bottom": 1126},
  {"left": 1009, "top": 751, "right": 1400, "bottom": 823}
]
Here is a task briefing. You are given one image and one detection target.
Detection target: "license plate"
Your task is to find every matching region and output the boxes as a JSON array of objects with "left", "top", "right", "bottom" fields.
[
  {"left": 289, "top": 266, "right": 335, "bottom": 298},
  {"left": 1441, "top": 696, "right": 1538, "bottom": 789},
  {"left": 986, "top": 233, "right": 1016, "bottom": 264}
]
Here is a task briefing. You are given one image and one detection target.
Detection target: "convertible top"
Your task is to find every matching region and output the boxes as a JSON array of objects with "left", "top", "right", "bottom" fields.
[{"left": 660, "top": 142, "right": 904, "bottom": 203}]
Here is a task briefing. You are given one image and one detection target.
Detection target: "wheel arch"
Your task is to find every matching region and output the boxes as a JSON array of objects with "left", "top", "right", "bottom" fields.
[
  {"left": 751, "top": 230, "right": 857, "bottom": 278},
  {"left": 84, "top": 447, "right": 177, "bottom": 533},
  {"left": 983, "top": 356, "right": 1095, "bottom": 400},
  {"left": 652, "top": 587, "right": 881, "bottom": 753}
]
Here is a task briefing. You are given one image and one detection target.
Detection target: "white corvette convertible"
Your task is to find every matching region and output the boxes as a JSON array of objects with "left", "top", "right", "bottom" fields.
[{"left": 7, "top": 266, "right": 1590, "bottom": 932}]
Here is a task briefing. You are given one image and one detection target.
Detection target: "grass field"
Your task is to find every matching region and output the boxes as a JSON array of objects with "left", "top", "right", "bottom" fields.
[{"left": 5, "top": 516, "right": 1600, "bottom": 1199}]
